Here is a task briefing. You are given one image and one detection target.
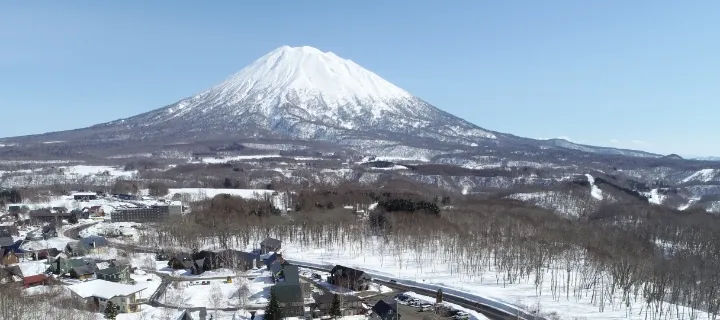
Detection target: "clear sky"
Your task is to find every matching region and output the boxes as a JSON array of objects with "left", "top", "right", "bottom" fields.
[{"left": 1, "top": 1, "right": 718, "bottom": 157}]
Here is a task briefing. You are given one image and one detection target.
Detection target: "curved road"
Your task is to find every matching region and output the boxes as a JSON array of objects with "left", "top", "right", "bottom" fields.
[{"left": 64, "top": 223, "right": 545, "bottom": 320}]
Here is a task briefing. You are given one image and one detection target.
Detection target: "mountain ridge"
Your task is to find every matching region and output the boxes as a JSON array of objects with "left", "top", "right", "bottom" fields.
[{"left": 1, "top": 45, "right": 662, "bottom": 159}]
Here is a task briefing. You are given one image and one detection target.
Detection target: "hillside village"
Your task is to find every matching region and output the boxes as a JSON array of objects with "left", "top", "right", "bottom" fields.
[{"left": 0, "top": 189, "right": 477, "bottom": 320}]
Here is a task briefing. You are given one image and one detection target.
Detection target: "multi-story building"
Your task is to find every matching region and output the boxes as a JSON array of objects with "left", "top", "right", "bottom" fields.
[{"left": 111, "top": 206, "right": 169, "bottom": 223}]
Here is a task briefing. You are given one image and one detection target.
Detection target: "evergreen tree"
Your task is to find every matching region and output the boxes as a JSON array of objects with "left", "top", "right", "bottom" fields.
[
  {"left": 104, "top": 301, "right": 118, "bottom": 320},
  {"left": 264, "top": 287, "right": 283, "bottom": 320},
  {"left": 330, "top": 294, "right": 342, "bottom": 319}
]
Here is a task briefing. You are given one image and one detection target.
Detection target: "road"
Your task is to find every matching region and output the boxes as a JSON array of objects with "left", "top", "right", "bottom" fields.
[{"left": 63, "top": 223, "right": 544, "bottom": 319}]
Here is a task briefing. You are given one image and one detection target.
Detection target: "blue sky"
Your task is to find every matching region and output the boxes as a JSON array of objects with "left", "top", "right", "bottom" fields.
[{"left": 1, "top": 1, "right": 718, "bottom": 156}]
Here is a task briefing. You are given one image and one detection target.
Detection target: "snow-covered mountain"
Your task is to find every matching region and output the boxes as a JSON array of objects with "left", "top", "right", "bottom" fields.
[
  {"left": 2, "top": 45, "right": 661, "bottom": 159},
  {"left": 92, "top": 45, "right": 495, "bottom": 146}
]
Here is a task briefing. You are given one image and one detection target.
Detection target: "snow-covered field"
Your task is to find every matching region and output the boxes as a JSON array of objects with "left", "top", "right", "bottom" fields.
[
  {"left": 0, "top": 165, "right": 136, "bottom": 188},
  {"left": 161, "top": 274, "right": 274, "bottom": 308}
]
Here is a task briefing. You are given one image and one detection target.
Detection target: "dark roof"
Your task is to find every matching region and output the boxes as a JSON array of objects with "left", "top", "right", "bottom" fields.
[
  {"left": 96, "top": 266, "right": 121, "bottom": 275},
  {"left": 69, "top": 258, "right": 95, "bottom": 269},
  {"left": 330, "top": 265, "right": 370, "bottom": 281},
  {"left": 263, "top": 252, "right": 278, "bottom": 267},
  {"left": 274, "top": 284, "right": 303, "bottom": 303},
  {"left": 29, "top": 210, "right": 70, "bottom": 217},
  {"left": 277, "top": 265, "right": 300, "bottom": 285},
  {"left": 372, "top": 299, "right": 399, "bottom": 317},
  {"left": 313, "top": 293, "right": 363, "bottom": 303},
  {"left": 170, "top": 253, "right": 193, "bottom": 261},
  {"left": 42, "top": 225, "right": 56, "bottom": 234},
  {"left": 80, "top": 236, "right": 109, "bottom": 249},
  {"left": 270, "top": 260, "right": 283, "bottom": 275},
  {"left": 72, "top": 265, "right": 96, "bottom": 275},
  {"left": 261, "top": 237, "right": 281, "bottom": 248},
  {"left": 0, "top": 237, "right": 14, "bottom": 247}
]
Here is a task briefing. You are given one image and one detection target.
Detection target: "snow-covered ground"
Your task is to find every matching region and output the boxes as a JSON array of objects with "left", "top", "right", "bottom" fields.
[
  {"left": 79, "top": 221, "right": 140, "bottom": 240},
  {"left": 645, "top": 189, "right": 666, "bottom": 205},
  {"left": 584, "top": 174, "right": 603, "bottom": 200},
  {"left": 279, "top": 237, "right": 709, "bottom": 320},
  {"left": 681, "top": 168, "right": 718, "bottom": 183},
  {"left": 0, "top": 165, "right": 136, "bottom": 188},
  {"left": 161, "top": 274, "right": 274, "bottom": 308}
]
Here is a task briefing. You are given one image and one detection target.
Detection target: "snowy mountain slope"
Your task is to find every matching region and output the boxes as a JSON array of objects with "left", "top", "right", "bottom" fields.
[
  {"left": 92, "top": 46, "right": 496, "bottom": 146},
  {"left": 3, "top": 45, "right": 665, "bottom": 161}
]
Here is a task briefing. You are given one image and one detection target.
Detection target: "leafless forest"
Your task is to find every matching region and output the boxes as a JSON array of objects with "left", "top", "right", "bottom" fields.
[{"left": 129, "top": 185, "right": 720, "bottom": 320}]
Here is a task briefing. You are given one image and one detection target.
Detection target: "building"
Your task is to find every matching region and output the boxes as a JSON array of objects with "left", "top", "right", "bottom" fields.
[
  {"left": 0, "top": 265, "right": 23, "bottom": 284},
  {"left": 96, "top": 261, "right": 132, "bottom": 283},
  {"left": 73, "top": 192, "right": 98, "bottom": 201},
  {"left": 312, "top": 293, "right": 365, "bottom": 317},
  {"left": 48, "top": 257, "right": 96, "bottom": 276},
  {"left": 111, "top": 206, "right": 170, "bottom": 223},
  {"left": 67, "top": 279, "right": 148, "bottom": 313},
  {"left": 23, "top": 274, "right": 49, "bottom": 288},
  {"left": 29, "top": 209, "right": 72, "bottom": 224},
  {"left": 169, "top": 201, "right": 183, "bottom": 215},
  {"left": 273, "top": 285, "right": 305, "bottom": 317},
  {"left": 66, "top": 236, "right": 109, "bottom": 256},
  {"left": 71, "top": 264, "right": 98, "bottom": 280},
  {"left": 42, "top": 225, "right": 58, "bottom": 239},
  {"left": 371, "top": 298, "right": 401, "bottom": 320},
  {"left": 1, "top": 248, "right": 20, "bottom": 265},
  {"left": 328, "top": 265, "right": 372, "bottom": 291},
  {"left": 260, "top": 237, "right": 282, "bottom": 254},
  {"left": 0, "top": 236, "right": 14, "bottom": 248}
]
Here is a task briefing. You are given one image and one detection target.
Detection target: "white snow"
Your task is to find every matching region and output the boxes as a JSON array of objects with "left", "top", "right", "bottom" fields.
[
  {"left": 67, "top": 279, "right": 149, "bottom": 300},
  {"left": 681, "top": 169, "right": 718, "bottom": 183},
  {"left": 585, "top": 174, "right": 603, "bottom": 200},
  {"left": 161, "top": 275, "right": 274, "bottom": 308},
  {"left": 403, "top": 292, "right": 490, "bottom": 320},
  {"left": 646, "top": 189, "right": 666, "bottom": 205}
]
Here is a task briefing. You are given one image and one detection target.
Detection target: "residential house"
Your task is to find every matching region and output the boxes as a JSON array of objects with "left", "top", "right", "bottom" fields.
[
  {"left": 71, "top": 263, "right": 98, "bottom": 280},
  {"left": 67, "top": 279, "right": 147, "bottom": 313},
  {"left": 260, "top": 237, "right": 282, "bottom": 254},
  {"left": 371, "top": 298, "right": 401, "bottom": 320},
  {"left": 207, "top": 250, "right": 261, "bottom": 271},
  {"left": 32, "top": 248, "right": 61, "bottom": 261},
  {"left": 70, "top": 209, "right": 90, "bottom": 220},
  {"left": 25, "top": 231, "right": 43, "bottom": 241},
  {"left": 169, "top": 201, "right": 183, "bottom": 215},
  {"left": 328, "top": 265, "right": 372, "bottom": 291},
  {"left": 312, "top": 293, "right": 365, "bottom": 317},
  {"left": 96, "top": 261, "right": 132, "bottom": 283},
  {"left": 66, "top": 236, "right": 109, "bottom": 256},
  {"left": 1, "top": 248, "right": 20, "bottom": 265},
  {"left": 0, "top": 265, "right": 23, "bottom": 284},
  {"left": 175, "top": 310, "right": 195, "bottom": 320},
  {"left": 273, "top": 285, "right": 305, "bottom": 317},
  {"left": 23, "top": 274, "right": 49, "bottom": 288},
  {"left": 274, "top": 264, "right": 312, "bottom": 300},
  {"left": 167, "top": 253, "right": 204, "bottom": 275},
  {"left": 48, "top": 256, "right": 96, "bottom": 276},
  {"left": 52, "top": 207, "right": 68, "bottom": 214}
]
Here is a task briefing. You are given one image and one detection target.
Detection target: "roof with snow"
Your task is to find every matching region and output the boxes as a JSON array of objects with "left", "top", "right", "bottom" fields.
[{"left": 67, "top": 279, "right": 148, "bottom": 300}]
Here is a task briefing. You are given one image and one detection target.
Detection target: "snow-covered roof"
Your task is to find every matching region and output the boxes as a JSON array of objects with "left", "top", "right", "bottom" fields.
[{"left": 67, "top": 279, "right": 148, "bottom": 300}]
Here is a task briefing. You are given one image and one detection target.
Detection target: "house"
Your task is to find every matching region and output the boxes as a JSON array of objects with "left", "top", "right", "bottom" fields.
[
  {"left": 67, "top": 279, "right": 148, "bottom": 313},
  {"left": 23, "top": 274, "right": 49, "bottom": 288},
  {"left": 328, "top": 265, "right": 372, "bottom": 291},
  {"left": 1, "top": 248, "right": 20, "bottom": 265},
  {"left": 42, "top": 225, "right": 58, "bottom": 239},
  {"left": 273, "top": 265, "right": 312, "bottom": 299},
  {"left": 48, "top": 256, "right": 96, "bottom": 276},
  {"left": 371, "top": 298, "right": 401, "bottom": 320},
  {"left": 29, "top": 209, "right": 72, "bottom": 224},
  {"left": 71, "top": 209, "right": 90, "bottom": 220},
  {"left": 167, "top": 253, "right": 204, "bottom": 275},
  {"left": 73, "top": 192, "right": 98, "bottom": 201},
  {"left": 96, "top": 261, "right": 132, "bottom": 283},
  {"left": 273, "top": 285, "right": 305, "bottom": 317},
  {"left": 66, "top": 236, "right": 109, "bottom": 256},
  {"left": 52, "top": 206, "right": 68, "bottom": 214},
  {"left": 312, "top": 293, "right": 365, "bottom": 317},
  {"left": 175, "top": 310, "right": 195, "bottom": 320},
  {"left": 212, "top": 250, "right": 261, "bottom": 271},
  {"left": 71, "top": 264, "right": 98, "bottom": 280},
  {"left": 0, "top": 265, "right": 23, "bottom": 284},
  {"left": 260, "top": 237, "right": 282, "bottom": 254},
  {"left": 169, "top": 201, "right": 183, "bottom": 215},
  {"left": 32, "top": 248, "right": 60, "bottom": 261}
]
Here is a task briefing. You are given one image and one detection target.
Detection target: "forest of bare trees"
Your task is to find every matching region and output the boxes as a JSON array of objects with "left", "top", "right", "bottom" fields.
[{"left": 129, "top": 185, "right": 720, "bottom": 320}]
